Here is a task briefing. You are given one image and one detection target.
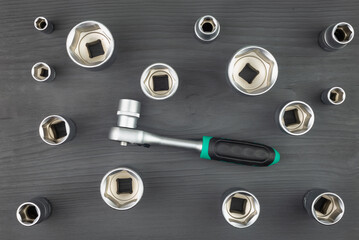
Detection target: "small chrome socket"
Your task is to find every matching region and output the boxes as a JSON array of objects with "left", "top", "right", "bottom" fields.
[
  {"left": 31, "top": 62, "right": 56, "bottom": 82},
  {"left": 276, "top": 101, "right": 315, "bottom": 136},
  {"left": 16, "top": 197, "right": 52, "bottom": 226},
  {"left": 227, "top": 46, "right": 278, "bottom": 96},
  {"left": 66, "top": 21, "right": 115, "bottom": 69},
  {"left": 194, "top": 15, "right": 220, "bottom": 42},
  {"left": 100, "top": 167, "right": 144, "bottom": 210},
  {"left": 321, "top": 87, "right": 346, "bottom": 105},
  {"left": 222, "top": 189, "right": 260, "bottom": 228},
  {"left": 140, "top": 63, "right": 179, "bottom": 100},
  {"left": 304, "top": 189, "right": 345, "bottom": 225},
  {"left": 39, "top": 115, "right": 76, "bottom": 145},
  {"left": 116, "top": 99, "right": 141, "bottom": 146},
  {"left": 319, "top": 22, "right": 354, "bottom": 51},
  {"left": 34, "top": 17, "right": 54, "bottom": 34}
]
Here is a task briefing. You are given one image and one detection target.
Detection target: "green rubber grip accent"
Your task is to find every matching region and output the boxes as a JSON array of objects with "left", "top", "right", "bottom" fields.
[
  {"left": 269, "top": 148, "right": 280, "bottom": 166},
  {"left": 200, "top": 136, "right": 212, "bottom": 160}
]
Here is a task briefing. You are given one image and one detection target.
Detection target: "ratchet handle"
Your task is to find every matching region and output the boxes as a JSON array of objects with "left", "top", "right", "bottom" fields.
[{"left": 200, "top": 136, "right": 280, "bottom": 166}]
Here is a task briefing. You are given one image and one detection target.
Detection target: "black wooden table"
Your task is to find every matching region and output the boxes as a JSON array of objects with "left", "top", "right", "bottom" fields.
[{"left": 1, "top": 0, "right": 358, "bottom": 239}]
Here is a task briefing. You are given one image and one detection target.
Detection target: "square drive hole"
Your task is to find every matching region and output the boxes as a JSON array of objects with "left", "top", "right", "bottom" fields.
[
  {"left": 40, "top": 68, "right": 49, "bottom": 78},
  {"left": 330, "top": 92, "right": 338, "bottom": 102},
  {"left": 314, "top": 197, "right": 331, "bottom": 215},
  {"left": 86, "top": 40, "right": 105, "bottom": 58},
  {"left": 284, "top": 109, "right": 300, "bottom": 127},
  {"left": 152, "top": 75, "right": 169, "bottom": 91},
  {"left": 239, "top": 63, "right": 259, "bottom": 84},
  {"left": 51, "top": 121, "right": 67, "bottom": 139},
  {"left": 116, "top": 178, "right": 133, "bottom": 194},
  {"left": 230, "top": 197, "right": 247, "bottom": 214}
]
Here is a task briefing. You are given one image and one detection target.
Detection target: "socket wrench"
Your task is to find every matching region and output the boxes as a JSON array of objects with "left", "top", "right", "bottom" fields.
[{"left": 109, "top": 99, "right": 280, "bottom": 167}]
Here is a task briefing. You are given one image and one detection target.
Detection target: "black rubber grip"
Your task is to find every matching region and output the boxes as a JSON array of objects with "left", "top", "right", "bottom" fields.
[{"left": 208, "top": 138, "right": 277, "bottom": 166}]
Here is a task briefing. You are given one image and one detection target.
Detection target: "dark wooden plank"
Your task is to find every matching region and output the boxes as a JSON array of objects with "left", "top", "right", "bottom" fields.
[{"left": 0, "top": 0, "right": 358, "bottom": 239}]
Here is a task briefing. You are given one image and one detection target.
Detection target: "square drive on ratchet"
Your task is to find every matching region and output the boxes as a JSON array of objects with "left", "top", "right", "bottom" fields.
[{"left": 109, "top": 99, "right": 280, "bottom": 167}]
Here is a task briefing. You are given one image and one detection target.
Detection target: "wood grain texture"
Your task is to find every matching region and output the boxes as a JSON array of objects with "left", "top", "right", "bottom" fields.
[{"left": 0, "top": 0, "right": 358, "bottom": 239}]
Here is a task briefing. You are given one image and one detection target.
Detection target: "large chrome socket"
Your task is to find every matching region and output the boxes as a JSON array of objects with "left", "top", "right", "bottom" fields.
[
  {"left": 276, "top": 101, "right": 315, "bottom": 136},
  {"left": 304, "top": 189, "right": 345, "bottom": 225},
  {"left": 227, "top": 46, "right": 278, "bottom": 96},
  {"left": 39, "top": 115, "right": 76, "bottom": 145},
  {"left": 16, "top": 197, "right": 52, "bottom": 226},
  {"left": 66, "top": 21, "right": 115, "bottom": 69},
  {"left": 34, "top": 17, "right": 54, "bottom": 34},
  {"left": 100, "top": 167, "right": 144, "bottom": 210},
  {"left": 140, "top": 63, "right": 179, "bottom": 100},
  {"left": 222, "top": 189, "right": 260, "bottom": 228},
  {"left": 321, "top": 87, "right": 346, "bottom": 105},
  {"left": 31, "top": 62, "right": 56, "bottom": 82},
  {"left": 194, "top": 15, "right": 220, "bottom": 42},
  {"left": 319, "top": 22, "right": 354, "bottom": 51}
]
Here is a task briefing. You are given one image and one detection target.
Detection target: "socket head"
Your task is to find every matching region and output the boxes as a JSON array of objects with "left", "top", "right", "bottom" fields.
[
  {"left": 117, "top": 99, "right": 141, "bottom": 129},
  {"left": 278, "top": 101, "right": 315, "bottom": 136},
  {"left": 100, "top": 167, "right": 144, "bottom": 210},
  {"left": 16, "top": 202, "right": 40, "bottom": 226},
  {"left": 194, "top": 15, "right": 220, "bottom": 42},
  {"left": 39, "top": 115, "right": 75, "bottom": 145},
  {"left": 228, "top": 46, "right": 278, "bottom": 96},
  {"left": 222, "top": 190, "right": 260, "bottom": 228},
  {"left": 311, "top": 192, "right": 345, "bottom": 225},
  {"left": 66, "top": 21, "right": 115, "bottom": 69},
  {"left": 332, "top": 22, "right": 354, "bottom": 44},
  {"left": 31, "top": 62, "right": 54, "bottom": 82},
  {"left": 323, "top": 87, "right": 346, "bottom": 105},
  {"left": 34, "top": 17, "right": 48, "bottom": 31},
  {"left": 140, "top": 63, "right": 179, "bottom": 100}
]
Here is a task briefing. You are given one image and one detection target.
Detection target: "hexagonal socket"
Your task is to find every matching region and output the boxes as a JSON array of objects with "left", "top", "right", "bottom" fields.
[
  {"left": 276, "top": 101, "right": 315, "bottom": 136},
  {"left": 140, "top": 63, "right": 179, "bottom": 100},
  {"left": 100, "top": 167, "right": 144, "bottom": 210},
  {"left": 222, "top": 189, "right": 260, "bottom": 228},
  {"left": 304, "top": 189, "right": 345, "bottom": 225},
  {"left": 194, "top": 15, "right": 220, "bottom": 42},
  {"left": 319, "top": 22, "right": 354, "bottom": 51},
  {"left": 321, "top": 87, "right": 346, "bottom": 105},
  {"left": 34, "top": 17, "right": 54, "bottom": 34},
  {"left": 66, "top": 21, "right": 115, "bottom": 69},
  {"left": 31, "top": 62, "right": 56, "bottom": 82},
  {"left": 227, "top": 46, "right": 278, "bottom": 96},
  {"left": 39, "top": 115, "right": 76, "bottom": 145},
  {"left": 16, "top": 197, "right": 52, "bottom": 226}
]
